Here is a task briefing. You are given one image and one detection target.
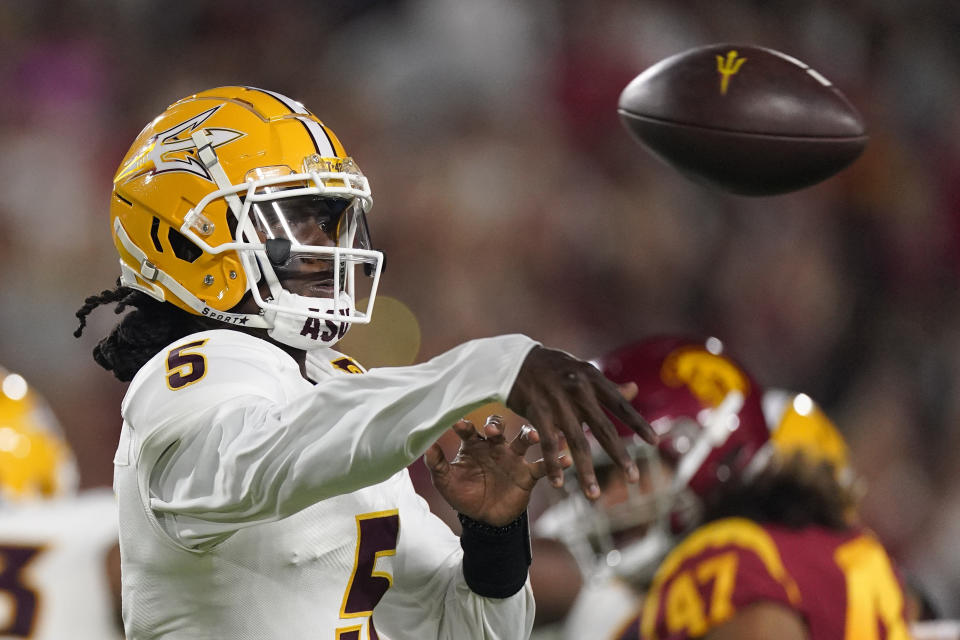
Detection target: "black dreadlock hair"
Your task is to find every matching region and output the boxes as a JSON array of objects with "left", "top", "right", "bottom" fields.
[
  {"left": 74, "top": 281, "right": 221, "bottom": 382},
  {"left": 701, "top": 452, "right": 858, "bottom": 532}
]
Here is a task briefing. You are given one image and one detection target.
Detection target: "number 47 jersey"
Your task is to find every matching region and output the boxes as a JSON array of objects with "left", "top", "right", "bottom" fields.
[{"left": 623, "top": 517, "right": 910, "bottom": 640}]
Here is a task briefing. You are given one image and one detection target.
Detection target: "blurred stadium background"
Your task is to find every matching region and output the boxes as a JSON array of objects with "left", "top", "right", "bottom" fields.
[{"left": 2, "top": 0, "right": 959, "bottom": 617}]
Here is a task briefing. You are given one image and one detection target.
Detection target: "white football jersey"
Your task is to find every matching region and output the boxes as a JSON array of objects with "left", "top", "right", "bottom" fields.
[
  {"left": 912, "top": 620, "right": 960, "bottom": 640},
  {"left": 0, "top": 489, "right": 120, "bottom": 640},
  {"left": 561, "top": 575, "right": 640, "bottom": 640},
  {"left": 527, "top": 577, "right": 639, "bottom": 640},
  {"left": 114, "top": 330, "right": 538, "bottom": 640}
]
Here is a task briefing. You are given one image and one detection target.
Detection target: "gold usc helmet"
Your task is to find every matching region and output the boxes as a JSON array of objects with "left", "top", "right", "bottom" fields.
[
  {"left": 0, "top": 368, "right": 78, "bottom": 501},
  {"left": 762, "top": 389, "right": 852, "bottom": 486},
  {"left": 111, "top": 86, "right": 384, "bottom": 349}
]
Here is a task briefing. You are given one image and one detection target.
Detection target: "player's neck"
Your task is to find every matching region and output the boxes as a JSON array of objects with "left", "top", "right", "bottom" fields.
[
  {"left": 277, "top": 343, "right": 308, "bottom": 377},
  {"left": 223, "top": 291, "right": 309, "bottom": 377},
  {"left": 223, "top": 324, "right": 309, "bottom": 377}
]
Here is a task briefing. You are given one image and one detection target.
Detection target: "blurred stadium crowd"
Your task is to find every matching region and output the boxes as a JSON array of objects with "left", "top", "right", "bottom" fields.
[{"left": 2, "top": 0, "right": 959, "bottom": 617}]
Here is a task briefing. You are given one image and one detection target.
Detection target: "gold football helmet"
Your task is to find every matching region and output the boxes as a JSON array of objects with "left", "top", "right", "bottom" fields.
[
  {"left": 763, "top": 389, "right": 853, "bottom": 486},
  {"left": 0, "top": 368, "right": 78, "bottom": 501},
  {"left": 111, "top": 86, "right": 383, "bottom": 349}
]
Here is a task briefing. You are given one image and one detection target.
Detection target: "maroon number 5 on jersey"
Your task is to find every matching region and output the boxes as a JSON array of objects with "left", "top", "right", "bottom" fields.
[
  {"left": 336, "top": 510, "right": 400, "bottom": 640},
  {"left": 165, "top": 340, "right": 209, "bottom": 390}
]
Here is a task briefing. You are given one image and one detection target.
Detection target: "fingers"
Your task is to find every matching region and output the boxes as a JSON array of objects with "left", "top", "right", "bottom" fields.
[
  {"left": 504, "top": 345, "right": 656, "bottom": 499},
  {"left": 423, "top": 442, "right": 449, "bottom": 476},
  {"left": 529, "top": 454, "right": 571, "bottom": 480},
  {"left": 481, "top": 415, "right": 508, "bottom": 444},
  {"left": 526, "top": 403, "right": 566, "bottom": 490},
  {"left": 549, "top": 396, "right": 601, "bottom": 500},
  {"left": 452, "top": 419, "right": 481, "bottom": 442},
  {"left": 509, "top": 424, "right": 539, "bottom": 457},
  {"left": 577, "top": 392, "right": 640, "bottom": 484},
  {"left": 454, "top": 416, "right": 510, "bottom": 443},
  {"left": 589, "top": 370, "right": 657, "bottom": 444}
]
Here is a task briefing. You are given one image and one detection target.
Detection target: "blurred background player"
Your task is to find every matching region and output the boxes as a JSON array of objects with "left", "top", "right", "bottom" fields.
[
  {"left": 0, "top": 366, "right": 121, "bottom": 640},
  {"left": 535, "top": 336, "right": 912, "bottom": 640},
  {"left": 766, "top": 391, "right": 960, "bottom": 640}
]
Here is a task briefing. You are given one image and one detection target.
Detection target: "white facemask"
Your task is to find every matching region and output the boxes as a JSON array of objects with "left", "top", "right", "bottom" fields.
[{"left": 265, "top": 290, "right": 354, "bottom": 351}]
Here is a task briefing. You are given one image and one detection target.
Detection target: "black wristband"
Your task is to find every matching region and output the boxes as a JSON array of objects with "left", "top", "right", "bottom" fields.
[{"left": 458, "top": 511, "right": 532, "bottom": 598}]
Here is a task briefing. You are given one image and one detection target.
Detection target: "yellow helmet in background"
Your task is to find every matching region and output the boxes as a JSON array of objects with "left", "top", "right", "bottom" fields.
[
  {"left": 762, "top": 389, "right": 853, "bottom": 487},
  {"left": 0, "top": 369, "right": 78, "bottom": 501}
]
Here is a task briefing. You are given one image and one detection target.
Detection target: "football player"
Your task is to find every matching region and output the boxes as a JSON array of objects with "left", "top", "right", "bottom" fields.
[
  {"left": 73, "top": 86, "right": 656, "bottom": 640},
  {"left": 538, "top": 336, "right": 912, "bottom": 640},
  {"left": 0, "top": 367, "right": 121, "bottom": 639}
]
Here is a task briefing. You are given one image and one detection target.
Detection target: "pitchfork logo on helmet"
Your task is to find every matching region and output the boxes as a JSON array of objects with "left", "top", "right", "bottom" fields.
[
  {"left": 138, "top": 106, "right": 244, "bottom": 181},
  {"left": 111, "top": 86, "right": 384, "bottom": 350}
]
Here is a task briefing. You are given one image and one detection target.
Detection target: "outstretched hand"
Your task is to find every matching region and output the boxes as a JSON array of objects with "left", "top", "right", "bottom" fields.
[
  {"left": 506, "top": 345, "right": 657, "bottom": 499},
  {"left": 424, "top": 416, "right": 568, "bottom": 527}
]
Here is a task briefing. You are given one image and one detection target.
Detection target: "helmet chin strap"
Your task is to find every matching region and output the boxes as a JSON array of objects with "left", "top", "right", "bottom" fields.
[{"left": 114, "top": 218, "right": 270, "bottom": 328}]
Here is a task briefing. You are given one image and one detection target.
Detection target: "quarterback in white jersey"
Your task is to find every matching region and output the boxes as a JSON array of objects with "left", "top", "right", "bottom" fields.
[
  {"left": 114, "top": 330, "right": 545, "bottom": 639},
  {"left": 0, "top": 368, "right": 121, "bottom": 640},
  {"left": 75, "top": 86, "right": 655, "bottom": 640}
]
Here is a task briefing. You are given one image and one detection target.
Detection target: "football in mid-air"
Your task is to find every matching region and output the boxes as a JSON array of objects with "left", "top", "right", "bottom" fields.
[{"left": 618, "top": 43, "right": 868, "bottom": 196}]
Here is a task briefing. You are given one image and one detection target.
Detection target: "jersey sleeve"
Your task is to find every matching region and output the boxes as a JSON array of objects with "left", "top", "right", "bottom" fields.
[
  {"left": 372, "top": 471, "right": 534, "bottom": 640},
  {"left": 639, "top": 518, "right": 801, "bottom": 640},
  {"left": 123, "top": 330, "right": 538, "bottom": 548}
]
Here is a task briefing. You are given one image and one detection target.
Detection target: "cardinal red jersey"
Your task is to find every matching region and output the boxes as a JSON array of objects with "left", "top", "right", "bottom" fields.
[{"left": 620, "top": 517, "right": 910, "bottom": 640}]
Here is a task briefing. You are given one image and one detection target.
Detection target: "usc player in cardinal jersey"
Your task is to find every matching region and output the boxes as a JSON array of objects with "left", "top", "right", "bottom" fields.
[{"left": 537, "top": 336, "right": 911, "bottom": 640}]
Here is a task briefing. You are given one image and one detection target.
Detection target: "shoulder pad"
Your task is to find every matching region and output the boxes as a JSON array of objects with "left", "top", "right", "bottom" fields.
[{"left": 122, "top": 330, "right": 305, "bottom": 439}]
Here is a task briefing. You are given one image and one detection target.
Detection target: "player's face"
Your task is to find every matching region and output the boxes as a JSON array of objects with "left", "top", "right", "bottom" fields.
[
  {"left": 250, "top": 195, "right": 353, "bottom": 298},
  {"left": 596, "top": 457, "right": 675, "bottom": 547}
]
